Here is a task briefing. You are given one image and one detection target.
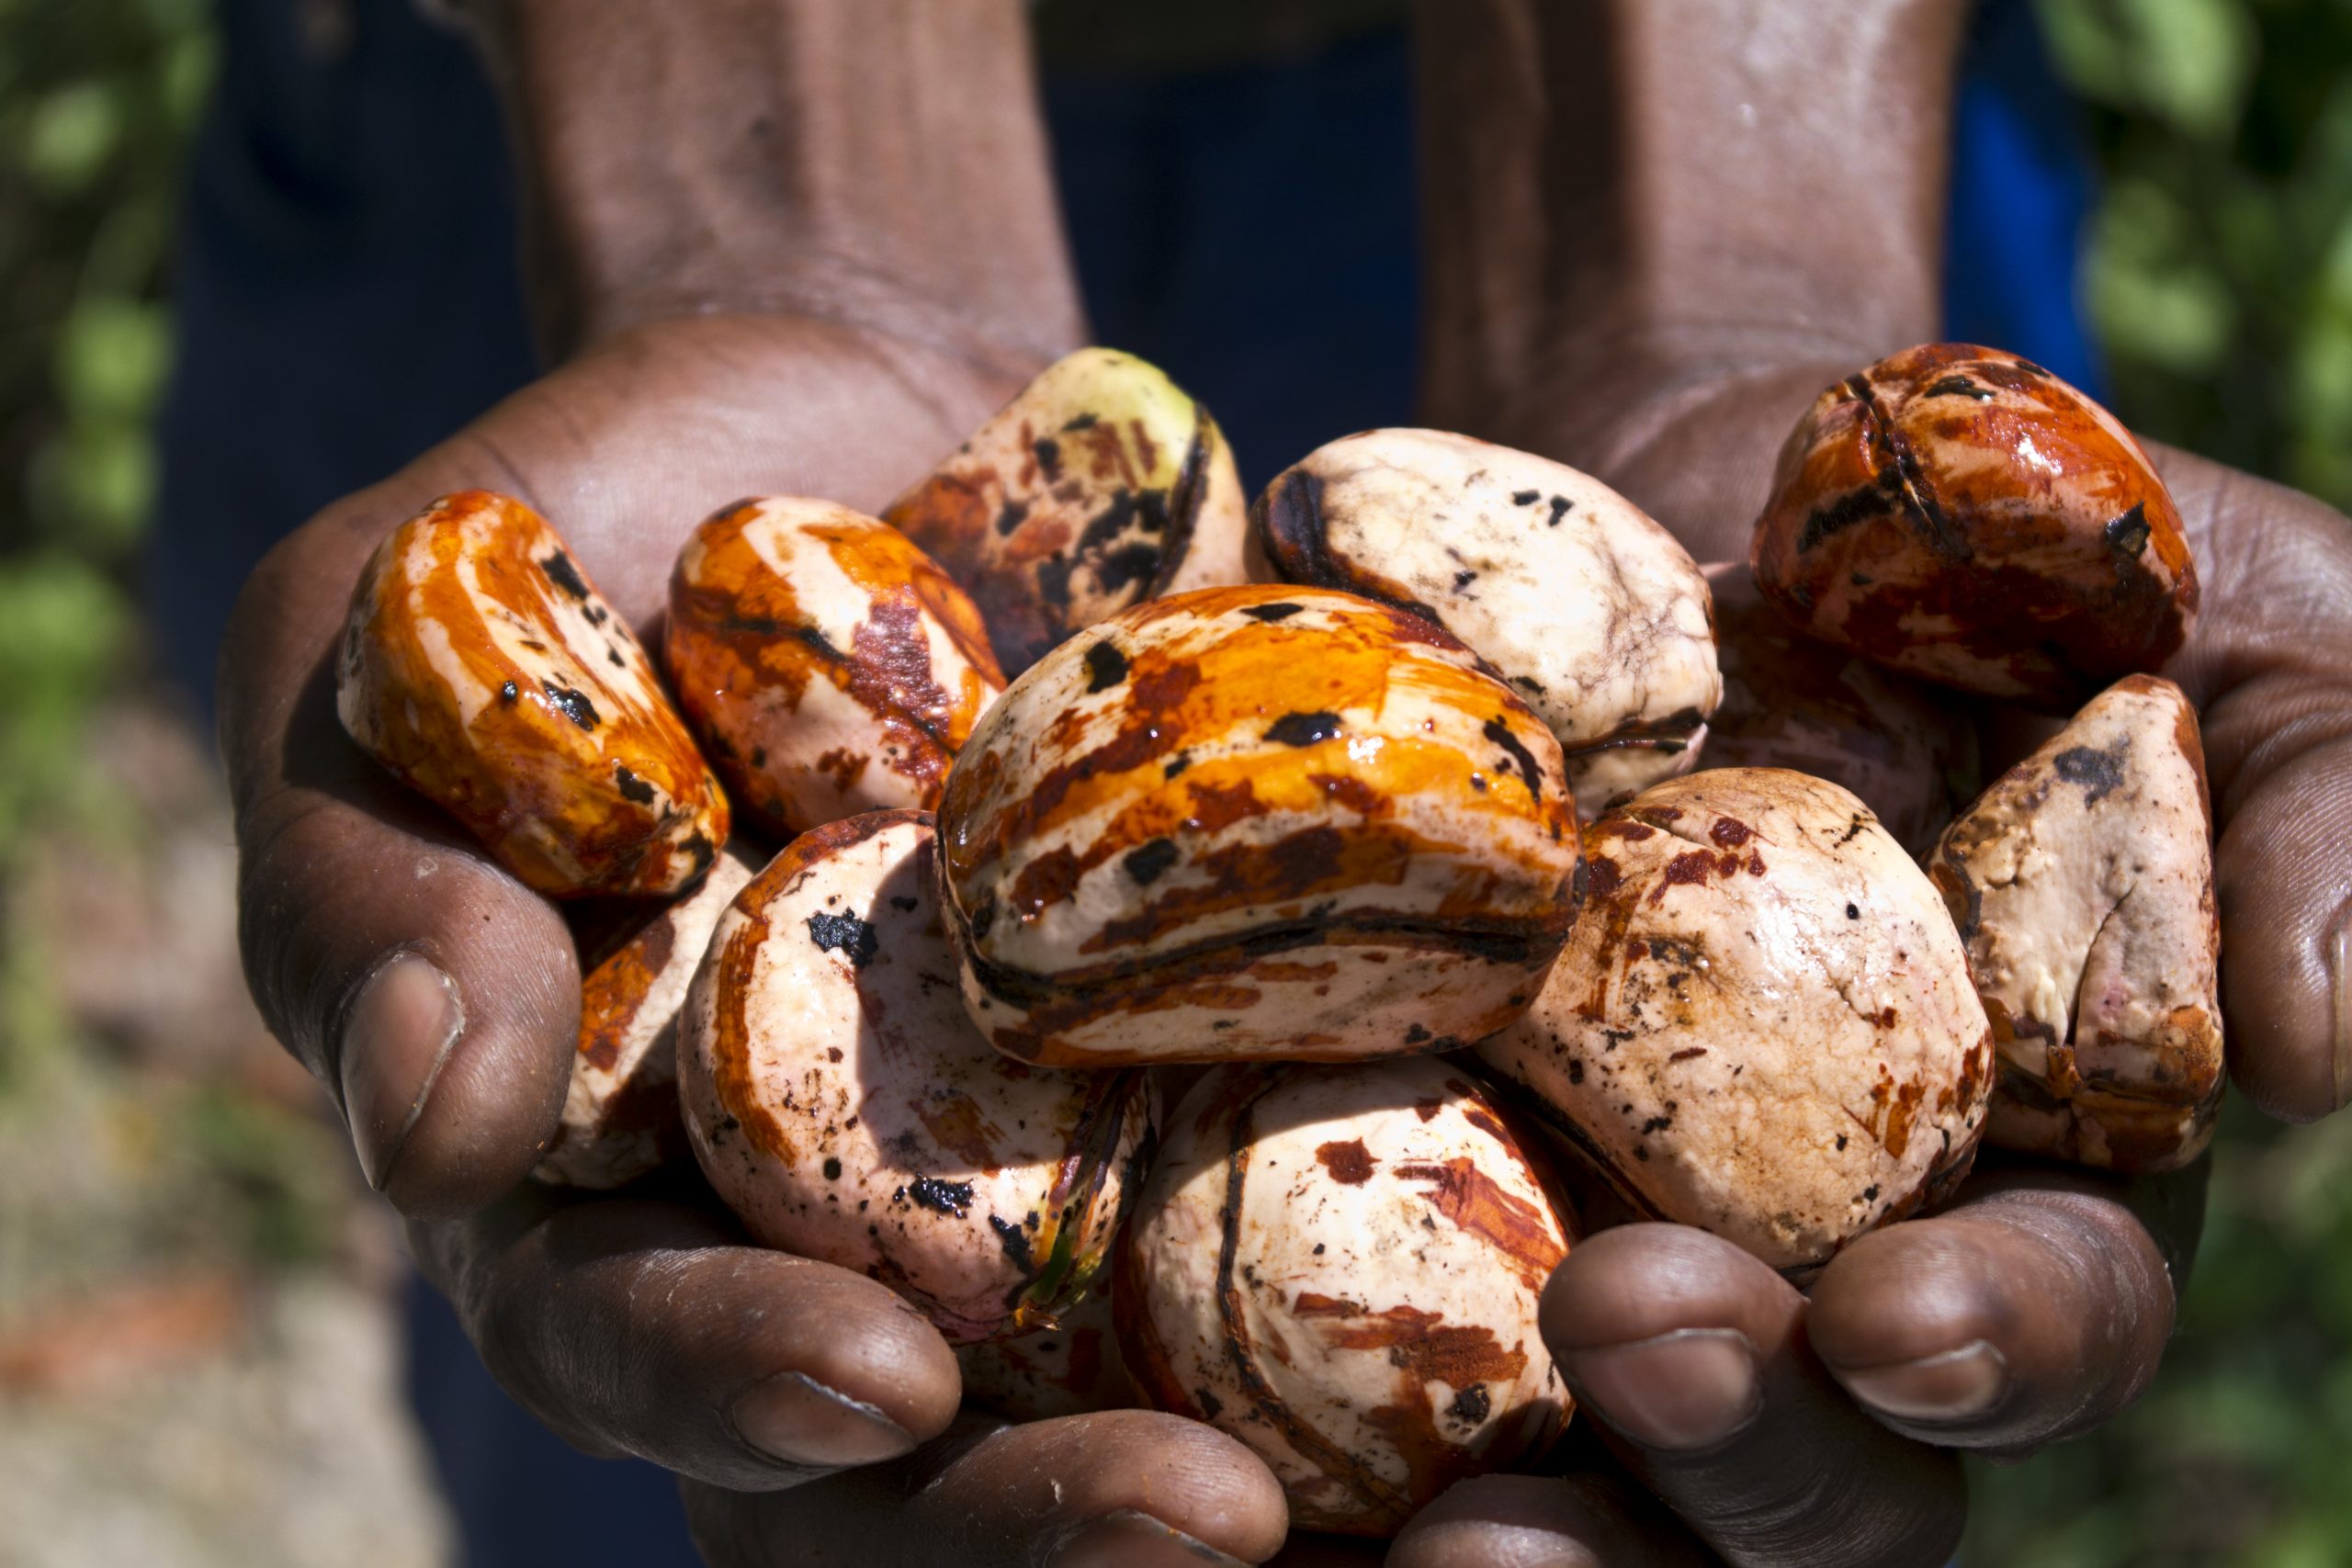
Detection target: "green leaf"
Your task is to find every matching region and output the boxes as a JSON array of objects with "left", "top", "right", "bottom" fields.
[{"left": 18, "top": 79, "right": 119, "bottom": 194}]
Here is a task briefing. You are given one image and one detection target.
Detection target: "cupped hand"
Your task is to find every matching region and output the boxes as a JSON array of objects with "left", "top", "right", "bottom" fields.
[{"left": 1400, "top": 325, "right": 2339, "bottom": 1562}]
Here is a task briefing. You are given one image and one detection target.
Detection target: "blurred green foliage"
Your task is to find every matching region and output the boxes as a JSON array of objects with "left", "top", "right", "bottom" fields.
[
  {"left": 0, "top": 0, "right": 338, "bottom": 1283},
  {"left": 2042, "top": 0, "right": 2352, "bottom": 507},
  {"left": 0, "top": 0, "right": 210, "bottom": 852},
  {"left": 1960, "top": 14, "right": 2352, "bottom": 1564}
]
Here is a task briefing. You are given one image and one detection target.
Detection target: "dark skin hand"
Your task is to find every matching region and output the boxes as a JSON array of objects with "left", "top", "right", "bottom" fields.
[
  {"left": 1411, "top": 0, "right": 2343, "bottom": 1562},
  {"left": 222, "top": 0, "right": 2335, "bottom": 1563}
]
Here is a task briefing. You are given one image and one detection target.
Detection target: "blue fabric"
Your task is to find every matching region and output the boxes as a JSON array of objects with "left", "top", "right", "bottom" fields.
[
  {"left": 1946, "top": 0, "right": 2108, "bottom": 398},
  {"left": 153, "top": 6, "right": 2101, "bottom": 1560}
]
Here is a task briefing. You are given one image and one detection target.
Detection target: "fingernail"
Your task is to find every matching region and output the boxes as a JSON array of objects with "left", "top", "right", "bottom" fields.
[
  {"left": 339, "top": 952, "right": 464, "bottom": 1191},
  {"left": 2331, "top": 920, "right": 2351, "bottom": 1112},
  {"left": 1834, "top": 1339, "right": 2009, "bottom": 1425},
  {"left": 729, "top": 1371, "right": 917, "bottom": 1471},
  {"left": 1046, "top": 1509, "right": 1249, "bottom": 1568},
  {"left": 1555, "top": 1327, "right": 1760, "bottom": 1451}
]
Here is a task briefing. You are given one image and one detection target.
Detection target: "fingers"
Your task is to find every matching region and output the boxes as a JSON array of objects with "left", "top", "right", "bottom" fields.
[
  {"left": 1390, "top": 1471, "right": 1716, "bottom": 1568},
  {"left": 2150, "top": 446, "right": 2352, "bottom": 1121},
  {"left": 682, "top": 1409, "right": 1293, "bottom": 1567},
  {"left": 2213, "top": 730, "right": 2352, "bottom": 1119},
  {"left": 1541, "top": 1224, "right": 1964, "bottom": 1568},
  {"left": 411, "top": 1190, "right": 964, "bottom": 1493},
  {"left": 1807, "top": 1161, "right": 2193, "bottom": 1455}
]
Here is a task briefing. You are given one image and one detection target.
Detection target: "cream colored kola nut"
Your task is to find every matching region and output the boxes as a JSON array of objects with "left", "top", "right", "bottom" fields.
[
  {"left": 1700, "top": 564, "right": 1978, "bottom": 855},
  {"left": 1118, "top": 1056, "right": 1574, "bottom": 1538},
  {"left": 1253, "top": 429, "right": 1721, "bottom": 815},
  {"left": 1928, "top": 675, "right": 2223, "bottom": 1171},
  {"left": 678, "top": 810, "right": 1150, "bottom": 1344},
  {"left": 1478, "top": 769, "right": 1992, "bottom": 1274},
  {"left": 534, "top": 843, "right": 759, "bottom": 1190},
  {"left": 935, "top": 584, "right": 1583, "bottom": 1066},
  {"left": 665, "top": 498, "right": 1004, "bottom": 838},
  {"left": 883, "top": 347, "right": 1251, "bottom": 676},
  {"left": 336, "top": 490, "right": 729, "bottom": 897},
  {"left": 955, "top": 1289, "right": 1136, "bottom": 1423}
]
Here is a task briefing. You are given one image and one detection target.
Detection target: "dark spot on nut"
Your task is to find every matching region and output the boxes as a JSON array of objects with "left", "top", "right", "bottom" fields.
[
  {"left": 994, "top": 497, "right": 1031, "bottom": 536},
  {"left": 499, "top": 681, "right": 518, "bottom": 704},
  {"left": 1546, "top": 495, "right": 1573, "bottom": 527},
  {"left": 2104, "top": 502, "right": 2152, "bottom": 559},
  {"left": 898, "top": 1177, "right": 975, "bottom": 1217},
  {"left": 1266, "top": 710, "right": 1344, "bottom": 748},
  {"left": 539, "top": 551, "right": 590, "bottom": 600},
  {"left": 2052, "top": 736, "right": 2129, "bottom": 805},
  {"left": 822, "top": 1156, "right": 842, "bottom": 1179},
  {"left": 1924, "top": 374, "right": 1995, "bottom": 400},
  {"left": 1124, "top": 837, "right": 1180, "bottom": 886},
  {"left": 1448, "top": 1383, "right": 1492, "bottom": 1424},
  {"left": 1240, "top": 601, "right": 1305, "bottom": 622},
  {"left": 540, "top": 680, "right": 599, "bottom": 731},
  {"left": 1847, "top": 903, "right": 1860, "bottom": 919},
  {"left": 806, "top": 910, "right": 879, "bottom": 968},
  {"left": 1510, "top": 490, "right": 1541, "bottom": 506},
  {"left": 1083, "top": 640, "right": 1129, "bottom": 692},
  {"left": 989, "top": 1213, "right": 1035, "bottom": 1271},
  {"left": 613, "top": 764, "right": 656, "bottom": 806}
]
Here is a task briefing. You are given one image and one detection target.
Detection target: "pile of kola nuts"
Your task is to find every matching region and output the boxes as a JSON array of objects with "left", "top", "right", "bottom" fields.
[{"left": 334, "top": 341, "right": 2224, "bottom": 1537}]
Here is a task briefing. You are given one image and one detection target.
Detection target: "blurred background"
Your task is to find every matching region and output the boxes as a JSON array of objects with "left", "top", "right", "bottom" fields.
[{"left": 3, "top": 1, "right": 2350, "bottom": 1564}]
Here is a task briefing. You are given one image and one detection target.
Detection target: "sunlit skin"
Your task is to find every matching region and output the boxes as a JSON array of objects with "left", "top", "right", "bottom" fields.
[{"left": 218, "top": 2, "right": 2352, "bottom": 1564}]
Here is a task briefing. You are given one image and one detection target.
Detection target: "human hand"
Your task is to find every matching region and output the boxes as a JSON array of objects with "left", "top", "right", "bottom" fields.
[{"left": 218, "top": 2, "right": 1311, "bottom": 1556}]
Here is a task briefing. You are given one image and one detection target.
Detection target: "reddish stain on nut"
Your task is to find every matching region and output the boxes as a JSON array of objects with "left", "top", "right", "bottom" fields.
[
  {"left": 1748, "top": 344, "right": 2199, "bottom": 710},
  {"left": 666, "top": 498, "right": 1003, "bottom": 838}
]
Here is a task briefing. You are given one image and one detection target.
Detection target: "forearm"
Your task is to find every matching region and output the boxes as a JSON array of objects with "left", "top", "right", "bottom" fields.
[
  {"left": 1413, "top": 0, "right": 1969, "bottom": 554},
  {"left": 457, "top": 0, "right": 1083, "bottom": 365}
]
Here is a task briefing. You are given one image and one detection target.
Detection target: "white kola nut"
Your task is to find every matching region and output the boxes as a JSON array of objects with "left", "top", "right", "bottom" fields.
[
  {"left": 1928, "top": 673, "right": 2222, "bottom": 1172},
  {"left": 1117, "top": 1055, "right": 1575, "bottom": 1538},
  {"left": 1252, "top": 428, "right": 1723, "bottom": 816},
  {"left": 1478, "top": 767, "right": 1994, "bottom": 1275},
  {"left": 677, "top": 809, "right": 1152, "bottom": 1344}
]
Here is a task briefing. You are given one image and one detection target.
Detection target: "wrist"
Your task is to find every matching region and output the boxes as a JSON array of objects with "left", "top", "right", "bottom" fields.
[
  {"left": 466, "top": 0, "right": 1082, "bottom": 367},
  {"left": 1415, "top": 0, "right": 1966, "bottom": 528}
]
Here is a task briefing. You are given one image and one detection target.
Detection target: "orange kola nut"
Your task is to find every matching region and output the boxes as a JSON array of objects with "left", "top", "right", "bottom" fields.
[
  {"left": 1117, "top": 1057, "right": 1574, "bottom": 1538},
  {"left": 665, "top": 498, "right": 1006, "bottom": 838},
  {"left": 334, "top": 490, "right": 728, "bottom": 897},
  {"left": 1748, "top": 344, "right": 2199, "bottom": 711},
  {"left": 534, "top": 842, "right": 760, "bottom": 1190},
  {"left": 934, "top": 584, "right": 1584, "bottom": 1066},
  {"left": 677, "top": 810, "right": 1152, "bottom": 1344}
]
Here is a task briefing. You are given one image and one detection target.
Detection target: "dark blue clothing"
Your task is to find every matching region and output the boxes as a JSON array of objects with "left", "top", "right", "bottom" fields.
[{"left": 160, "top": 5, "right": 2097, "bottom": 1562}]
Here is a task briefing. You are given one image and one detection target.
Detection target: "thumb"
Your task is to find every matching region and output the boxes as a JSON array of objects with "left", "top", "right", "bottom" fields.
[{"left": 223, "top": 477, "right": 580, "bottom": 1217}]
